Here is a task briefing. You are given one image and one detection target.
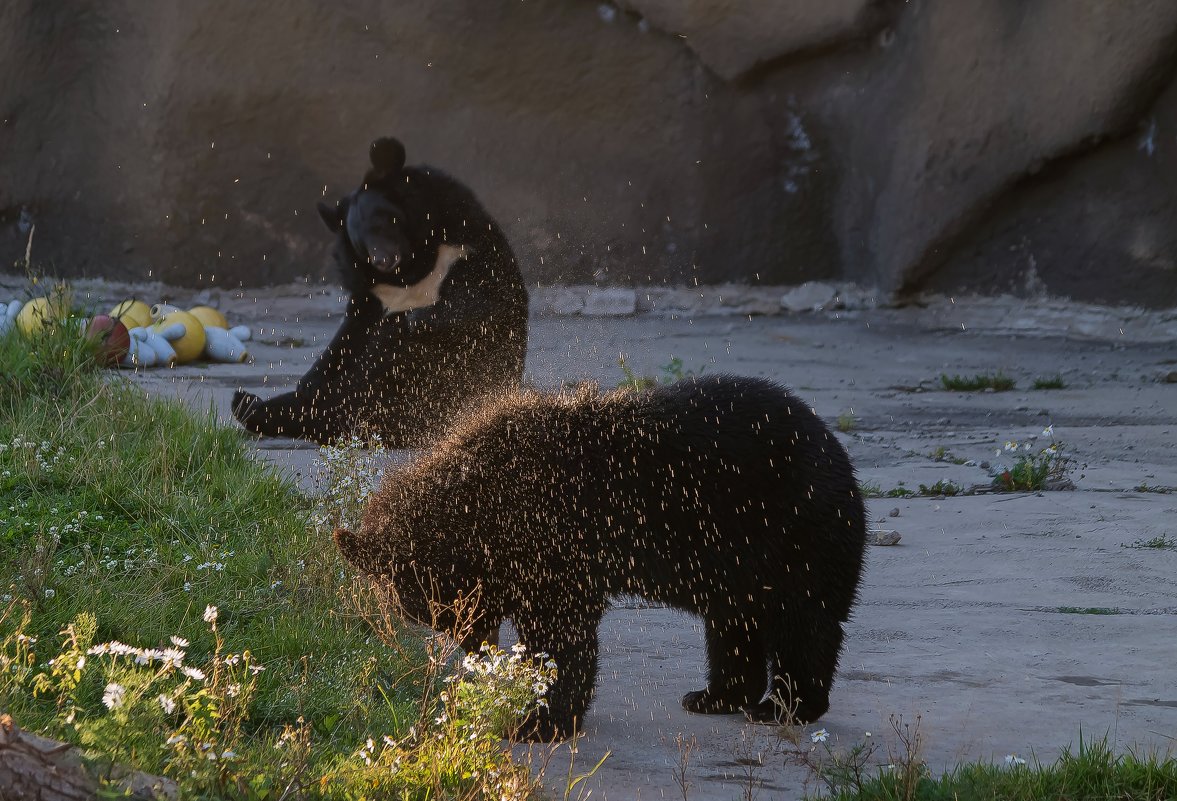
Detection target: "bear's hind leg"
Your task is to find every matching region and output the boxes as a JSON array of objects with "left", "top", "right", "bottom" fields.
[
  {"left": 745, "top": 613, "right": 844, "bottom": 725},
  {"left": 682, "top": 613, "right": 767, "bottom": 715}
]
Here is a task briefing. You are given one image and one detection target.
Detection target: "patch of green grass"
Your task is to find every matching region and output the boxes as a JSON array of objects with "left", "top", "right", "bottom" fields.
[
  {"left": 928, "top": 446, "right": 969, "bottom": 465},
  {"left": 1055, "top": 607, "right": 1121, "bottom": 615},
  {"left": 1032, "top": 374, "right": 1067, "bottom": 390},
  {"left": 812, "top": 731, "right": 1176, "bottom": 801},
  {"left": 858, "top": 481, "right": 882, "bottom": 498},
  {"left": 1123, "top": 534, "right": 1177, "bottom": 550},
  {"left": 0, "top": 318, "right": 549, "bottom": 798},
  {"left": 940, "top": 372, "right": 1016, "bottom": 392},
  {"left": 858, "top": 481, "right": 913, "bottom": 499},
  {"left": 837, "top": 412, "right": 857, "bottom": 433},
  {"left": 917, "top": 480, "right": 962, "bottom": 497},
  {"left": 617, "top": 354, "right": 704, "bottom": 391},
  {"left": 1135, "top": 484, "right": 1173, "bottom": 494}
]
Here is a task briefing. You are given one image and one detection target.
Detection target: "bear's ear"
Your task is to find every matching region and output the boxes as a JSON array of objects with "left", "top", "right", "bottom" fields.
[
  {"left": 369, "top": 137, "right": 406, "bottom": 178},
  {"left": 317, "top": 198, "right": 347, "bottom": 233}
]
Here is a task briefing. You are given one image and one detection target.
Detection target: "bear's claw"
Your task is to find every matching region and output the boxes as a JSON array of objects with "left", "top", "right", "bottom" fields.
[{"left": 232, "top": 389, "right": 263, "bottom": 431}]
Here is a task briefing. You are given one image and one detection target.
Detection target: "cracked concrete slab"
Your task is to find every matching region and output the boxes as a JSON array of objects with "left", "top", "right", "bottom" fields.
[{"left": 111, "top": 289, "right": 1177, "bottom": 799}]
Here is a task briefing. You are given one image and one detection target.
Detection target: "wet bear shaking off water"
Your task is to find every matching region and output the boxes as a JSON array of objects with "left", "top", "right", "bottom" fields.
[
  {"left": 334, "top": 374, "right": 868, "bottom": 740},
  {"left": 233, "top": 136, "right": 528, "bottom": 446}
]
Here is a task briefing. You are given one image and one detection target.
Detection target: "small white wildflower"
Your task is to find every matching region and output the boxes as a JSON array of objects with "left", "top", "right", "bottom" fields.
[
  {"left": 102, "top": 682, "right": 126, "bottom": 710},
  {"left": 1042, "top": 425, "right": 1054, "bottom": 437},
  {"left": 249, "top": 663, "right": 266, "bottom": 675},
  {"left": 181, "top": 666, "right": 206, "bottom": 682},
  {"left": 1004, "top": 754, "right": 1027, "bottom": 766},
  {"left": 1004, "top": 441, "right": 1018, "bottom": 451},
  {"left": 75, "top": 656, "right": 85, "bottom": 671},
  {"left": 226, "top": 683, "right": 241, "bottom": 697},
  {"left": 203, "top": 604, "right": 218, "bottom": 623},
  {"left": 220, "top": 749, "right": 236, "bottom": 759},
  {"left": 183, "top": 582, "right": 192, "bottom": 592},
  {"left": 166, "top": 733, "right": 187, "bottom": 745},
  {"left": 170, "top": 636, "right": 189, "bottom": 648},
  {"left": 158, "top": 694, "right": 176, "bottom": 713},
  {"left": 43, "top": 588, "right": 55, "bottom": 599},
  {"left": 810, "top": 728, "right": 829, "bottom": 743}
]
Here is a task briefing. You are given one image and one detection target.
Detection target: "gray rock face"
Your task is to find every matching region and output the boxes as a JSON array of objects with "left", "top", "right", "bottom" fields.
[
  {"left": 618, "top": 0, "right": 874, "bottom": 80},
  {"left": 1, "top": 0, "right": 1175, "bottom": 306}
]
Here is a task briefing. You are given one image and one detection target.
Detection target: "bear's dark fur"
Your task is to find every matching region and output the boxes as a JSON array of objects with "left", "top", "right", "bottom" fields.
[
  {"left": 233, "top": 136, "right": 528, "bottom": 446},
  {"left": 334, "top": 375, "right": 867, "bottom": 740}
]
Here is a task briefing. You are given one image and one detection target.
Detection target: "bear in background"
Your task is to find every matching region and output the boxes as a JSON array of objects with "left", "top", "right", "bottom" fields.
[
  {"left": 334, "top": 375, "right": 868, "bottom": 741},
  {"left": 233, "top": 136, "right": 528, "bottom": 446}
]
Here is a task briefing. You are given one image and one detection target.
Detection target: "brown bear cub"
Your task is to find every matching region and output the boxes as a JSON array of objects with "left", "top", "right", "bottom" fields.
[{"left": 335, "top": 375, "right": 867, "bottom": 741}]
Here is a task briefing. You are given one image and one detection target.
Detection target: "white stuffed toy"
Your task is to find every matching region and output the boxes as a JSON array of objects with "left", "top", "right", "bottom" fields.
[{"left": 0, "top": 300, "right": 23, "bottom": 336}]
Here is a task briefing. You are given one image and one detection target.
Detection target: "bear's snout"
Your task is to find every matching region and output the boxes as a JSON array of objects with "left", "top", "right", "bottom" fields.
[{"left": 368, "top": 247, "right": 402, "bottom": 273}]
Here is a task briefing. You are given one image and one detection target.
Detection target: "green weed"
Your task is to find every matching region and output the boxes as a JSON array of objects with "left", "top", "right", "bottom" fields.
[
  {"left": 917, "top": 480, "right": 962, "bottom": 497},
  {"left": 617, "top": 354, "right": 704, "bottom": 391},
  {"left": 940, "top": 372, "right": 1016, "bottom": 392},
  {"left": 1122, "top": 534, "right": 1177, "bottom": 550},
  {"left": 928, "top": 446, "right": 968, "bottom": 465},
  {"left": 1032, "top": 374, "right": 1067, "bottom": 390}
]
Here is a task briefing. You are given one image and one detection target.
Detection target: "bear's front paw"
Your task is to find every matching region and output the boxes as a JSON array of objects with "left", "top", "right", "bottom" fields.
[
  {"left": 682, "top": 688, "right": 744, "bottom": 715},
  {"left": 232, "top": 390, "right": 265, "bottom": 432},
  {"left": 512, "top": 710, "right": 575, "bottom": 743}
]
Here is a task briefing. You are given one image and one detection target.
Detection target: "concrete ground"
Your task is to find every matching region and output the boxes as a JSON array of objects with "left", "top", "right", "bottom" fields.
[{"left": 85, "top": 283, "right": 1177, "bottom": 799}]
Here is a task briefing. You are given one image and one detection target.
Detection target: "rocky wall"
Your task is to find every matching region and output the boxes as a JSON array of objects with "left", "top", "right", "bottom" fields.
[{"left": 1, "top": 0, "right": 1175, "bottom": 305}]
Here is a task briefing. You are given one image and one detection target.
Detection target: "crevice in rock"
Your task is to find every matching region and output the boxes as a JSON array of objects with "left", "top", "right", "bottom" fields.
[{"left": 733, "top": 0, "right": 907, "bottom": 88}]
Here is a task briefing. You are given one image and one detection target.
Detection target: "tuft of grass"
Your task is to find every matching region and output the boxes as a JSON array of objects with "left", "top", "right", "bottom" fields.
[
  {"left": 917, "top": 480, "right": 962, "bottom": 497},
  {"left": 1055, "top": 607, "right": 1121, "bottom": 615},
  {"left": 837, "top": 412, "right": 857, "bottom": 433},
  {"left": 928, "top": 446, "right": 968, "bottom": 465},
  {"left": 1122, "top": 534, "right": 1177, "bottom": 550},
  {"left": 859, "top": 481, "right": 883, "bottom": 499},
  {"left": 1032, "top": 374, "right": 1067, "bottom": 390},
  {"left": 617, "top": 354, "right": 704, "bottom": 391},
  {"left": 940, "top": 372, "right": 1016, "bottom": 392},
  {"left": 1134, "top": 484, "right": 1173, "bottom": 494}
]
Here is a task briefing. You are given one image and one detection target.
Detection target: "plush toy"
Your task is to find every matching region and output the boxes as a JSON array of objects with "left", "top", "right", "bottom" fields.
[
  {"left": 111, "top": 300, "right": 251, "bottom": 367},
  {"left": 3, "top": 294, "right": 251, "bottom": 368},
  {"left": 0, "top": 300, "right": 23, "bottom": 336}
]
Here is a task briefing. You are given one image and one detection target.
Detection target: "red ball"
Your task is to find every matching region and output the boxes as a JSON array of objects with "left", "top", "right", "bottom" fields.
[{"left": 86, "top": 315, "right": 131, "bottom": 366}]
